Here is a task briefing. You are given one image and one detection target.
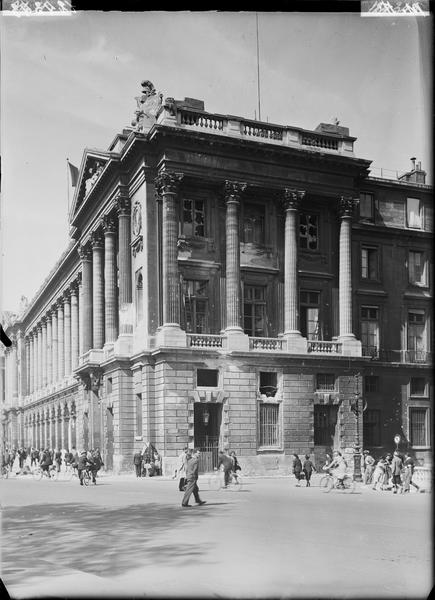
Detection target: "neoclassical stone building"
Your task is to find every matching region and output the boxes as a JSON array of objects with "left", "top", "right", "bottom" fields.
[{"left": 1, "top": 81, "right": 432, "bottom": 474}]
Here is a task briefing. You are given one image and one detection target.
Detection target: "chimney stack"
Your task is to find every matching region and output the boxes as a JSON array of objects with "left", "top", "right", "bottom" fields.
[
  {"left": 398, "top": 157, "right": 426, "bottom": 185},
  {"left": 410, "top": 156, "right": 416, "bottom": 170}
]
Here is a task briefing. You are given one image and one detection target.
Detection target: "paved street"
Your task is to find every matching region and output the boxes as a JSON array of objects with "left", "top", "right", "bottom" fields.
[{"left": 0, "top": 473, "right": 432, "bottom": 599}]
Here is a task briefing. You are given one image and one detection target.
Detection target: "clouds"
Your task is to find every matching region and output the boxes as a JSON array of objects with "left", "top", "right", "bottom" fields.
[{"left": 0, "top": 11, "right": 430, "bottom": 311}]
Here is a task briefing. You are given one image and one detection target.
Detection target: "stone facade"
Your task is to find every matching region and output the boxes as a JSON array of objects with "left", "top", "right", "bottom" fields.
[{"left": 1, "top": 82, "right": 432, "bottom": 474}]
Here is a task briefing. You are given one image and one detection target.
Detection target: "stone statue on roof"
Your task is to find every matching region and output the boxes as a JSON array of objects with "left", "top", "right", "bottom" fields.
[{"left": 132, "top": 80, "right": 163, "bottom": 132}]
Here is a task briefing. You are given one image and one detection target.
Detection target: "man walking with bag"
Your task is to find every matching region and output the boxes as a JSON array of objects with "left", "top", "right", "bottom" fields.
[{"left": 181, "top": 449, "right": 206, "bottom": 507}]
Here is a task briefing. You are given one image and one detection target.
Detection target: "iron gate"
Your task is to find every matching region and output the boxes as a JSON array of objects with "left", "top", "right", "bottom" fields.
[{"left": 197, "top": 436, "right": 219, "bottom": 474}]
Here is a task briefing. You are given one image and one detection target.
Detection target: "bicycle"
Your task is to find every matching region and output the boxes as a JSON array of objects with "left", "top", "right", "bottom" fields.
[
  {"left": 81, "top": 467, "right": 97, "bottom": 486},
  {"left": 323, "top": 473, "right": 355, "bottom": 494},
  {"left": 32, "top": 465, "right": 57, "bottom": 481},
  {"left": 207, "top": 469, "right": 243, "bottom": 491}
]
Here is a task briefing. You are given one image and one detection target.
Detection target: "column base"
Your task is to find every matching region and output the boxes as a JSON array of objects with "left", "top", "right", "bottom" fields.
[
  {"left": 224, "top": 328, "right": 250, "bottom": 351},
  {"left": 284, "top": 332, "right": 307, "bottom": 354},
  {"left": 114, "top": 335, "right": 133, "bottom": 356},
  {"left": 156, "top": 325, "right": 187, "bottom": 348},
  {"left": 339, "top": 336, "right": 362, "bottom": 357}
]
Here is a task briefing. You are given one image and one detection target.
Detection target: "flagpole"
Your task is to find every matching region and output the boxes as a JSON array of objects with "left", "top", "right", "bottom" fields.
[{"left": 256, "top": 12, "right": 261, "bottom": 122}]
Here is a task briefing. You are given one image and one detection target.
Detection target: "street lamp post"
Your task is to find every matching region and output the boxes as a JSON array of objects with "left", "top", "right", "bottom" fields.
[{"left": 351, "top": 372, "right": 363, "bottom": 482}]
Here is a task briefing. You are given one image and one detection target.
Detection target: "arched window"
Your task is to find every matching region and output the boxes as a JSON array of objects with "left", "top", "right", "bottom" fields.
[{"left": 135, "top": 270, "right": 143, "bottom": 324}]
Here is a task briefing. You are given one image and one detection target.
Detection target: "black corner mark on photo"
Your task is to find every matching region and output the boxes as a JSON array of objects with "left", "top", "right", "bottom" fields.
[
  {"left": 0, "top": 325, "right": 12, "bottom": 348},
  {"left": 0, "top": 577, "right": 11, "bottom": 600}
]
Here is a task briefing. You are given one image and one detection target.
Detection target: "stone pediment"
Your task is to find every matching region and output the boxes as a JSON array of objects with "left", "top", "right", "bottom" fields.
[{"left": 69, "top": 150, "right": 111, "bottom": 220}]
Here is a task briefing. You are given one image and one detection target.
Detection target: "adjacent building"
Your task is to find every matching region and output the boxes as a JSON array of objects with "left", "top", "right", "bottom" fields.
[{"left": 1, "top": 81, "right": 432, "bottom": 474}]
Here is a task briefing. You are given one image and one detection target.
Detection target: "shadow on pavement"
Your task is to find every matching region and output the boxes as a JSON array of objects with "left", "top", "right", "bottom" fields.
[{"left": 2, "top": 501, "right": 215, "bottom": 580}]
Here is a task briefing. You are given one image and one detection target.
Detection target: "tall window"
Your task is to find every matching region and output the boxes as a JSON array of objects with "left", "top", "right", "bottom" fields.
[
  {"left": 359, "top": 192, "right": 375, "bottom": 221},
  {"left": 314, "top": 405, "right": 337, "bottom": 446},
  {"left": 135, "top": 270, "right": 144, "bottom": 324},
  {"left": 409, "top": 251, "right": 427, "bottom": 286},
  {"left": 299, "top": 214, "right": 318, "bottom": 250},
  {"left": 182, "top": 279, "right": 209, "bottom": 333},
  {"left": 361, "top": 247, "right": 379, "bottom": 280},
  {"left": 242, "top": 203, "right": 265, "bottom": 244},
  {"left": 244, "top": 285, "right": 266, "bottom": 337},
  {"left": 135, "top": 393, "right": 143, "bottom": 437},
  {"left": 181, "top": 198, "right": 205, "bottom": 237},
  {"left": 300, "top": 291, "right": 320, "bottom": 339},
  {"left": 409, "top": 407, "right": 429, "bottom": 447},
  {"left": 361, "top": 306, "right": 379, "bottom": 358},
  {"left": 407, "top": 310, "right": 425, "bottom": 360},
  {"left": 259, "top": 403, "right": 280, "bottom": 447},
  {"left": 363, "top": 409, "right": 381, "bottom": 446},
  {"left": 406, "top": 198, "right": 422, "bottom": 229}
]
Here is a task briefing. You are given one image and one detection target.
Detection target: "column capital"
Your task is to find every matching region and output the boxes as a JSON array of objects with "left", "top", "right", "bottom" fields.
[
  {"left": 50, "top": 302, "right": 59, "bottom": 314},
  {"left": 339, "top": 196, "right": 359, "bottom": 219},
  {"left": 62, "top": 289, "right": 71, "bottom": 303},
  {"left": 154, "top": 171, "right": 184, "bottom": 198},
  {"left": 69, "top": 280, "right": 79, "bottom": 295},
  {"left": 40, "top": 317, "right": 47, "bottom": 327},
  {"left": 116, "top": 195, "right": 131, "bottom": 216},
  {"left": 78, "top": 243, "right": 92, "bottom": 261},
  {"left": 91, "top": 229, "right": 104, "bottom": 249},
  {"left": 76, "top": 272, "right": 82, "bottom": 286},
  {"left": 282, "top": 188, "right": 305, "bottom": 211},
  {"left": 102, "top": 214, "right": 117, "bottom": 234},
  {"left": 224, "top": 180, "right": 247, "bottom": 203}
]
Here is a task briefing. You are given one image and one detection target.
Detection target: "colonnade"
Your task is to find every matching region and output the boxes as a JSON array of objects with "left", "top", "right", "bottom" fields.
[
  {"left": 155, "top": 172, "right": 358, "bottom": 341},
  {"left": 23, "top": 401, "right": 77, "bottom": 451}
]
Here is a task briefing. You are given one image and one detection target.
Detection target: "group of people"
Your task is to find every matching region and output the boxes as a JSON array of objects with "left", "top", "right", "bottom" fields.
[
  {"left": 1, "top": 445, "right": 104, "bottom": 485},
  {"left": 291, "top": 449, "right": 422, "bottom": 493},
  {"left": 133, "top": 442, "right": 162, "bottom": 478},
  {"left": 292, "top": 453, "right": 318, "bottom": 487},
  {"left": 365, "top": 450, "right": 421, "bottom": 493}
]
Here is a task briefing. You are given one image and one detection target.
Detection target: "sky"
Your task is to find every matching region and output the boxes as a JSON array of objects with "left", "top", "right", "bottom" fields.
[{"left": 0, "top": 10, "right": 432, "bottom": 313}]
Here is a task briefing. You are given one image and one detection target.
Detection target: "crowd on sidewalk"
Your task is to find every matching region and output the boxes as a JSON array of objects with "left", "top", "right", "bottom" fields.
[
  {"left": 290, "top": 448, "right": 424, "bottom": 493},
  {"left": 1, "top": 445, "right": 104, "bottom": 485}
]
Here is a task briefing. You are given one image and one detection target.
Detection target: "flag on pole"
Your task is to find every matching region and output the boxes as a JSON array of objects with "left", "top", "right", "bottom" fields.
[{"left": 67, "top": 160, "right": 79, "bottom": 187}]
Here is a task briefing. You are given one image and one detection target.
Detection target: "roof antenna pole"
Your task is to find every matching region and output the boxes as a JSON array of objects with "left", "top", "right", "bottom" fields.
[{"left": 256, "top": 12, "right": 261, "bottom": 122}]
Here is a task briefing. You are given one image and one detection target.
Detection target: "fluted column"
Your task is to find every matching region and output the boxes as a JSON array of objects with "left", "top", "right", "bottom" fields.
[
  {"left": 36, "top": 325, "right": 42, "bottom": 390},
  {"left": 33, "top": 329, "right": 38, "bottom": 392},
  {"left": 10, "top": 337, "right": 18, "bottom": 404},
  {"left": 57, "top": 302, "right": 65, "bottom": 379},
  {"left": 338, "top": 197, "right": 357, "bottom": 339},
  {"left": 78, "top": 245, "right": 93, "bottom": 352},
  {"left": 41, "top": 319, "right": 48, "bottom": 388},
  {"left": 283, "top": 189, "right": 304, "bottom": 336},
  {"left": 28, "top": 334, "right": 34, "bottom": 394},
  {"left": 51, "top": 307, "right": 58, "bottom": 383},
  {"left": 116, "top": 196, "right": 132, "bottom": 307},
  {"left": 224, "top": 181, "right": 246, "bottom": 330},
  {"left": 25, "top": 335, "right": 30, "bottom": 397},
  {"left": 103, "top": 215, "right": 118, "bottom": 343},
  {"left": 155, "top": 172, "right": 183, "bottom": 325},
  {"left": 46, "top": 315, "right": 52, "bottom": 385},
  {"left": 70, "top": 281, "right": 79, "bottom": 370},
  {"left": 91, "top": 230, "right": 105, "bottom": 348},
  {"left": 63, "top": 292, "right": 72, "bottom": 376}
]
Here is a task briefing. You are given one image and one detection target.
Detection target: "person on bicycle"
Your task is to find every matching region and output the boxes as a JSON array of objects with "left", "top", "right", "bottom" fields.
[
  {"left": 229, "top": 451, "right": 241, "bottom": 482},
  {"left": 88, "top": 448, "right": 104, "bottom": 484},
  {"left": 217, "top": 450, "right": 233, "bottom": 488},
  {"left": 40, "top": 448, "right": 53, "bottom": 478},
  {"left": 328, "top": 451, "right": 347, "bottom": 489},
  {"left": 77, "top": 450, "right": 93, "bottom": 486}
]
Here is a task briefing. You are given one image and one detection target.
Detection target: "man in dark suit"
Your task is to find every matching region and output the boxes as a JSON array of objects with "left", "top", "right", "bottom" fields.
[
  {"left": 181, "top": 449, "right": 206, "bottom": 507},
  {"left": 217, "top": 450, "right": 233, "bottom": 488}
]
